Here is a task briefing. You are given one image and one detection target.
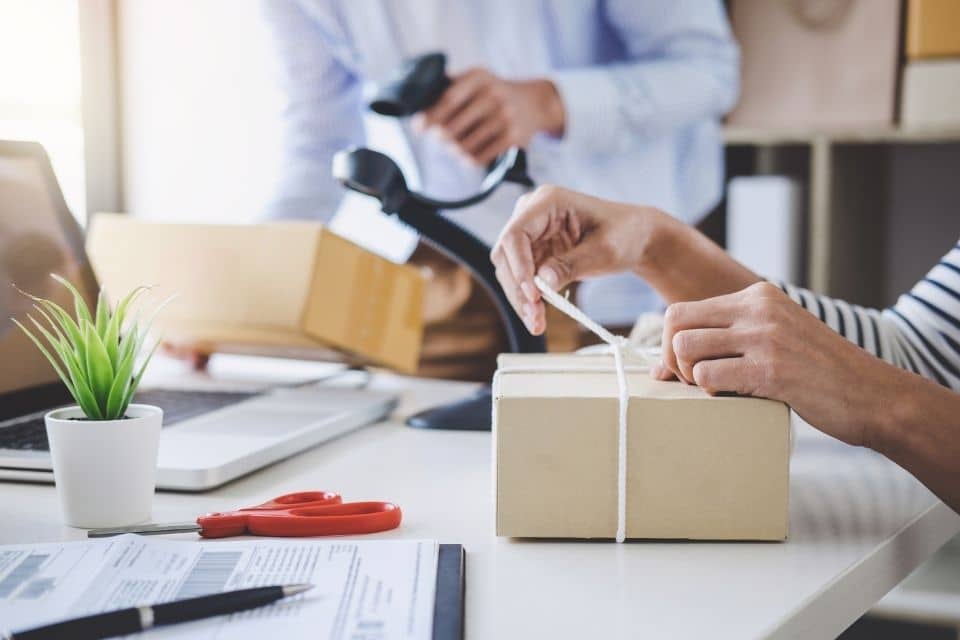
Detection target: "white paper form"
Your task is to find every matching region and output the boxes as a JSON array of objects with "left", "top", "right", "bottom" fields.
[{"left": 0, "top": 535, "right": 438, "bottom": 640}]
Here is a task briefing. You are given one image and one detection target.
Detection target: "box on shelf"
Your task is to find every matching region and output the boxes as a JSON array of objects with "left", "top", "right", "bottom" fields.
[
  {"left": 901, "top": 60, "right": 960, "bottom": 128},
  {"left": 493, "top": 354, "right": 790, "bottom": 541},
  {"left": 728, "top": 0, "right": 900, "bottom": 129},
  {"left": 87, "top": 214, "right": 425, "bottom": 373},
  {"left": 726, "top": 176, "right": 803, "bottom": 284},
  {"left": 906, "top": 0, "right": 960, "bottom": 59}
]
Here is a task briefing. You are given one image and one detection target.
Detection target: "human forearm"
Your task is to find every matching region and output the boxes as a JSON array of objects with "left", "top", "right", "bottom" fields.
[
  {"left": 635, "top": 215, "right": 760, "bottom": 304},
  {"left": 261, "top": 0, "right": 364, "bottom": 221},
  {"left": 525, "top": 79, "right": 565, "bottom": 137},
  {"left": 658, "top": 282, "right": 960, "bottom": 513},
  {"left": 492, "top": 187, "right": 763, "bottom": 334},
  {"left": 871, "top": 371, "right": 960, "bottom": 511}
]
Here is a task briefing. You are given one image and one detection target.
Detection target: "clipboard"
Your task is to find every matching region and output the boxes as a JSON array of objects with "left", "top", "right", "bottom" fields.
[{"left": 433, "top": 544, "right": 466, "bottom": 640}]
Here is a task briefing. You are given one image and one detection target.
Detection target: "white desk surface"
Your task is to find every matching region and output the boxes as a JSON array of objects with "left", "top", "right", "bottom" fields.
[{"left": 1, "top": 354, "right": 957, "bottom": 640}]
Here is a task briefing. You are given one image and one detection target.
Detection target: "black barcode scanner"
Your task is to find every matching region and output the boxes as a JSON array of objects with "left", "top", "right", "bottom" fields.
[
  {"left": 368, "top": 52, "right": 534, "bottom": 188},
  {"left": 369, "top": 52, "right": 450, "bottom": 117},
  {"left": 333, "top": 51, "right": 544, "bottom": 431}
]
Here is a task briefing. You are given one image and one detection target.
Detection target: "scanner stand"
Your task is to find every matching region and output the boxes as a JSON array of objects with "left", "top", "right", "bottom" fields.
[
  {"left": 388, "top": 199, "right": 545, "bottom": 431},
  {"left": 333, "top": 146, "right": 545, "bottom": 430}
]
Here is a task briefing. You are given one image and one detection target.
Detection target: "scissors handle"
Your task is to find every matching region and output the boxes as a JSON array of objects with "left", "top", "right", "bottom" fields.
[
  {"left": 195, "top": 491, "right": 342, "bottom": 538},
  {"left": 242, "top": 491, "right": 342, "bottom": 511},
  {"left": 197, "top": 502, "right": 402, "bottom": 538}
]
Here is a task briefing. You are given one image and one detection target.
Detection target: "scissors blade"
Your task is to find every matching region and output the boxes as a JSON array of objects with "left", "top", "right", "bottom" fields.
[{"left": 87, "top": 522, "right": 202, "bottom": 538}]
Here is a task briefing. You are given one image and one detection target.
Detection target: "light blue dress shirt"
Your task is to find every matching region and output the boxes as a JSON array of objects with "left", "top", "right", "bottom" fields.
[{"left": 262, "top": 0, "right": 739, "bottom": 324}]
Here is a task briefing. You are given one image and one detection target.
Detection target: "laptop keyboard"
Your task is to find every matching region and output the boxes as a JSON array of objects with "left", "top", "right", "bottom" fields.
[{"left": 0, "top": 389, "right": 259, "bottom": 452}]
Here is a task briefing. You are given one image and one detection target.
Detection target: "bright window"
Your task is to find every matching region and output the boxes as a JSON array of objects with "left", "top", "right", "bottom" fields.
[{"left": 0, "top": 0, "right": 86, "bottom": 223}]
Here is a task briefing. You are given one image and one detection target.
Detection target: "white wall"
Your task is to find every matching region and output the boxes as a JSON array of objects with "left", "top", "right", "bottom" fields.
[
  {"left": 116, "top": 0, "right": 419, "bottom": 262},
  {"left": 118, "top": 0, "right": 283, "bottom": 223}
]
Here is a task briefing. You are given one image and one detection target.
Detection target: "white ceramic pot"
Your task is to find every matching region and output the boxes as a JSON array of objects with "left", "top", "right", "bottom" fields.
[{"left": 45, "top": 404, "right": 163, "bottom": 528}]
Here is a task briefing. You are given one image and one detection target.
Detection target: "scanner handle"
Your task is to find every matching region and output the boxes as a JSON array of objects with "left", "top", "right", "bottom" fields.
[{"left": 393, "top": 198, "right": 545, "bottom": 354}]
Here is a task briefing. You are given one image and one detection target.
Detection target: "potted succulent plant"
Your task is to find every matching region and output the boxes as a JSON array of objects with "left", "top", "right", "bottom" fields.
[{"left": 13, "top": 274, "right": 170, "bottom": 528}]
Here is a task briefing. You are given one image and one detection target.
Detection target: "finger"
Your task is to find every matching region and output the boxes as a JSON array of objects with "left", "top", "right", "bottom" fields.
[
  {"left": 460, "top": 117, "right": 508, "bottom": 161},
  {"left": 671, "top": 328, "right": 744, "bottom": 385},
  {"left": 536, "top": 238, "right": 609, "bottom": 291},
  {"left": 661, "top": 295, "right": 743, "bottom": 383},
  {"left": 162, "top": 342, "right": 211, "bottom": 371},
  {"left": 495, "top": 261, "right": 540, "bottom": 334},
  {"left": 691, "top": 357, "right": 761, "bottom": 397},
  {"left": 421, "top": 70, "right": 488, "bottom": 128},
  {"left": 472, "top": 131, "right": 513, "bottom": 167},
  {"left": 651, "top": 361, "right": 677, "bottom": 381},
  {"left": 526, "top": 299, "right": 547, "bottom": 335},
  {"left": 443, "top": 94, "right": 500, "bottom": 142},
  {"left": 664, "top": 295, "right": 742, "bottom": 332},
  {"left": 191, "top": 352, "right": 211, "bottom": 372},
  {"left": 497, "top": 215, "right": 539, "bottom": 305}
]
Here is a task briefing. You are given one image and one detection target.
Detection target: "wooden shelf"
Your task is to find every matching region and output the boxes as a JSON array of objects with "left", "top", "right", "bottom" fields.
[
  {"left": 723, "top": 125, "right": 960, "bottom": 146},
  {"left": 722, "top": 124, "right": 960, "bottom": 304}
]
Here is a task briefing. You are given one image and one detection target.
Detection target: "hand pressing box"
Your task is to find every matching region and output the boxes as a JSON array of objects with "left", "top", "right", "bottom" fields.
[{"left": 493, "top": 354, "right": 790, "bottom": 541}]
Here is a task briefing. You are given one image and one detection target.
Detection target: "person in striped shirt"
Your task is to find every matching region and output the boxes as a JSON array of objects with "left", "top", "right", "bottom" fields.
[{"left": 491, "top": 185, "right": 960, "bottom": 512}]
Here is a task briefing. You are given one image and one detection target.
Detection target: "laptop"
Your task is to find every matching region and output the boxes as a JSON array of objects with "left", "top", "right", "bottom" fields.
[{"left": 0, "top": 140, "right": 398, "bottom": 491}]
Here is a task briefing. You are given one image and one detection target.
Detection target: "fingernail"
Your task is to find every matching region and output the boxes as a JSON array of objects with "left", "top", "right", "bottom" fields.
[
  {"left": 538, "top": 266, "right": 558, "bottom": 288},
  {"left": 520, "top": 281, "right": 536, "bottom": 301}
]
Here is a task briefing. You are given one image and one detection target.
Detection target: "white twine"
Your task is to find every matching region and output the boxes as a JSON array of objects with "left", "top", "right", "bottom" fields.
[{"left": 534, "top": 277, "right": 652, "bottom": 543}]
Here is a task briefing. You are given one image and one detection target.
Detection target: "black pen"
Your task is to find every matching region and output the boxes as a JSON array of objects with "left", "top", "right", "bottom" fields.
[{"left": 5, "top": 583, "right": 314, "bottom": 640}]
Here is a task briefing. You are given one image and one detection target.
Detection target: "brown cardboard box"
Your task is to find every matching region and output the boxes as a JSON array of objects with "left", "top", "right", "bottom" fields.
[
  {"left": 907, "top": 0, "right": 960, "bottom": 59},
  {"left": 728, "top": 0, "right": 900, "bottom": 129},
  {"left": 901, "top": 60, "right": 960, "bottom": 127},
  {"left": 493, "top": 354, "right": 790, "bottom": 541},
  {"left": 87, "top": 214, "right": 424, "bottom": 373}
]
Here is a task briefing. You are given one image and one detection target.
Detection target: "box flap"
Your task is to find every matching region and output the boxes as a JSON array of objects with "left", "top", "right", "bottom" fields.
[
  {"left": 495, "top": 353, "right": 715, "bottom": 400},
  {"left": 88, "top": 214, "right": 319, "bottom": 330},
  {"left": 301, "top": 229, "right": 424, "bottom": 373}
]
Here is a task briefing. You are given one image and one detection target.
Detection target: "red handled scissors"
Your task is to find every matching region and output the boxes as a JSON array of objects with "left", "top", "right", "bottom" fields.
[{"left": 86, "top": 491, "right": 402, "bottom": 539}]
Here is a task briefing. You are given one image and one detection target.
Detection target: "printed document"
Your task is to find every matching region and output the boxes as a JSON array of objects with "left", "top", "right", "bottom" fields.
[{"left": 0, "top": 534, "right": 438, "bottom": 639}]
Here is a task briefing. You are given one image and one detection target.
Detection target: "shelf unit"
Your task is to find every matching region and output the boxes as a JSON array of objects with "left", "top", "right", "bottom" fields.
[
  {"left": 724, "top": 126, "right": 960, "bottom": 146},
  {"left": 722, "top": 126, "right": 960, "bottom": 307}
]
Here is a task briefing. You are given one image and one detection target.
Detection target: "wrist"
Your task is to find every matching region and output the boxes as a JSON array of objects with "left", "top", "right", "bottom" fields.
[
  {"left": 528, "top": 79, "right": 565, "bottom": 137},
  {"left": 631, "top": 209, "right": 681, "bottom": 279},
  {"left": 867, "top": 369, "right": 936, "bottom": 458}
]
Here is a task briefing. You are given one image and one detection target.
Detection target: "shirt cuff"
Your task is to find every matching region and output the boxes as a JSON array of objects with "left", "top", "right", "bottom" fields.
[{"left": 547, "top": 67, "right": 626, "bottom": 155}]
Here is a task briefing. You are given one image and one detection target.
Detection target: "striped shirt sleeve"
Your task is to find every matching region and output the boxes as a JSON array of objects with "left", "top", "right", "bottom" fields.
[{"left": 776, "top": 241, "right": 960, "bottom": 391}]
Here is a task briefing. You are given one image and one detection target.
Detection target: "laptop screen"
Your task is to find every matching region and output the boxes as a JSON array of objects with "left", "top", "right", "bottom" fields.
[{"left": 0, "top": 152, "right": 97, "bottom": 399}]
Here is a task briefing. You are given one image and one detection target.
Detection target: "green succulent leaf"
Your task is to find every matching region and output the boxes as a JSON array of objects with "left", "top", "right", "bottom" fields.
[
  {"left": 138, "top": 294, "right": 177, "bottom": 346},
  {"left": 113, "top": 286, "right": 149, "bottom": 330},
  {"left": 51, "top": 274, "right": 92, "bottom": 326},
  {"left": 83, "top": 320, "right": 114, "bottom": 413},
  {"left": 14, "top": 286, "right": 83, "bottom": 348},
  {"left": 29, "top": 303, "right": 70, "bottom": 350},
  {"left": 95, "top": 288, "right": 109, "bottom": 338},
  {"left": 25, "top": 315, "right": 69, "bottom": 368},
  {"left": 105, "top": 344, "right": 137, "bottom": 419},
  {"left": 69, "top": 368, "right": 103, "bottom": 420},
  {"left": 103, "top": 286, "right": 147, "bottom": 366},
  {"left": 11, "top": 318, "right": 76, "bottom": 399},
  {"left": 121, "top": 338, "right": 161, "bottom": 415},
  {"left": 12, "top": 275, "right": 168, "bottom": 421}
]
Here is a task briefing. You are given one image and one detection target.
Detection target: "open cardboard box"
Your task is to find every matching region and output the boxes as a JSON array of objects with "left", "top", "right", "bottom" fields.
[{"left": 87, "top": 214, "right": 425, "bottom": 373}]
